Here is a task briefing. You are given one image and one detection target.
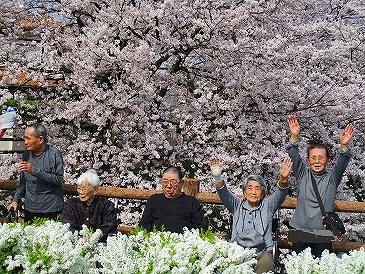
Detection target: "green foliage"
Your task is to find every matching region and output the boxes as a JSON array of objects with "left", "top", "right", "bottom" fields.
[
  {"left": 27, "top": 243, "right": 54, "bottom": 269},
  {"left": 23, "top": 100, "right": 36, "bottom": 106},
  {"left": 199, "top": 229, "right": 217, "bottom": 244},
  {"left": 24, "top": 216, "right": 57, "bottom": 227},
  {"left": 154, "top": 224, "right": 165, "bottom": 232},
  {"left": 189, "top": 247, "right": 198, "bottom": 264},
  {"left": 0, "top": 238, "right": 19, "bottom": 274},
  {"left": 146, "top": 261, "right": 154, "bottom": 274},
  {"left": 17, "top": 99, "right": 39, "bottom": 123},
  {"left": 167, "top": 260, "right": 178, "bottom": 268},
  {"left": 5, "top": 99, "right": 19, "bottom": 108},
  {"left": 159, "top": 231, "right": 175, "bottom": 248},
  {"left": 131, "top": 226, "right": 151, "bottom": 238}
]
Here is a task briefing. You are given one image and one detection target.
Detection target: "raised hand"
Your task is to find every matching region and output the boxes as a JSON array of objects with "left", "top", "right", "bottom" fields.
[
  {"left": 340, "top": 124, "right": 354, "bottom": 146},
  {"left": 279, "top": 157, "right": 293, "bottom": 179},
  {"left": 288, "top": 115, "right": 300, "bottom": 141},
  {"left": 208, "top": 156, "right": 223, "bottom": 184},
  {"left": 208, "top": 156, "right": 221, "bottom": 169}
]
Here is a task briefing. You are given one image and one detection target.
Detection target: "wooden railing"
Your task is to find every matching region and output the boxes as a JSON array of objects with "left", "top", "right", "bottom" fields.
[{"left": 1, "top": 179, "right": 364, "bottom": 252}]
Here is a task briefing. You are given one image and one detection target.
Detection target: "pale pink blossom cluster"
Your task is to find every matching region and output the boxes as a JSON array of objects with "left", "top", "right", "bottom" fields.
[{"left": 0, "top": 0, "right": 364, "bottom": 238}]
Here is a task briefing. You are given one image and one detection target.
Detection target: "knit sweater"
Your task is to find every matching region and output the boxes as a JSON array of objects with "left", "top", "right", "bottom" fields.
[
  {"left": 287, "top": 140, "right": 351, "bottom": 231},
  {"left": 217, "top": 183, "right": 288, "bottom": 251}
]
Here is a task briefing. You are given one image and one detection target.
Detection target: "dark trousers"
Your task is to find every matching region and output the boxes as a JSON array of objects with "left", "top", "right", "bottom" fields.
[
  {"left": 292, "top": 241, "right": 332, "bottom": 258},
  {"left": 24, "top": 209, "right": 62, "bottom": 223}
]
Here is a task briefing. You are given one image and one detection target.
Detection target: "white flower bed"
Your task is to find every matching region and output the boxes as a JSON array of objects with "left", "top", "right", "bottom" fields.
[
  {"left": 0, "top": 221, "right": 101, "bottom": 274},
  {"left": 92, "top": 228, "right": 257, "bottom": 274},
  {"left": 0, "top": 221, "right": 256, "bottom": 274},
  {"left": 283, "top": 247, "right": 365, "bottom": 274},
  {"left": 1, "top": 220, "right": 364, "bottom": 274}
]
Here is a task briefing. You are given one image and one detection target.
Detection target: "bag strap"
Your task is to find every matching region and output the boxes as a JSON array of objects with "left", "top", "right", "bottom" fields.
[
  {"left": 310, "top": 172, "right": 326, "bottom": 216},
  {"left": 310, "top": 172, "right": 343, "bottom": 239}
]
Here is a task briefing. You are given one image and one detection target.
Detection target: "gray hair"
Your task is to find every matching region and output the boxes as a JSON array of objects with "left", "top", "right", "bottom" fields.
[
  {"left": 241, "top": 174, "right": 268, "bottom": 197},
  {"left": 27, "top": 123, "right": 48, "bottom": 142},
  {"left": 163, "top": 166, "right": 183, "bottom": 181},
  {"left": 77, "top": 169, "right": 100, "bottom": 187}
]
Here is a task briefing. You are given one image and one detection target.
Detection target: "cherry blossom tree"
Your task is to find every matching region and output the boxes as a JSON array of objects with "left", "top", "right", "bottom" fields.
[{"left": 1, "top": 0, "right": 364, "bottom": 237}]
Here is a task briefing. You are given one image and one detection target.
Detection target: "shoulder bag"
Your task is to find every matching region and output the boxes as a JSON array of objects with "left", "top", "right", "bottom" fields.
[{"left": 310, "top": 173, "right": 345, "bottom": 239}]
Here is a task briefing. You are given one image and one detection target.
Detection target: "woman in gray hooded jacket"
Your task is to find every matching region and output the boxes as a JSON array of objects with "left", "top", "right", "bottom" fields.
[{"left": 209, "top": 157, "right": 292, "bottom": 274}]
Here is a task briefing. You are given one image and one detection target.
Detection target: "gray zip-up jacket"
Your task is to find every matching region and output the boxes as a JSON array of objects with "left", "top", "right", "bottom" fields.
[
  {"left": 14, "top": 144, "right": 64, "bottom": 213},
  {"left": 217, "top": 183, "right": 288, "bottom": 251},
  {"left": 287, "top": 140, "right": 351, "bottom": 231}
]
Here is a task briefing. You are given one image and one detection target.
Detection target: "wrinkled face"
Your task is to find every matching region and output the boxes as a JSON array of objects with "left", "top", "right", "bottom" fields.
[
  {"left": 162, "top": 173, "right": 183, "bottom": 199},
  {"left": 24, "top": 127, "right": 44, "bottom": 154},
  {"left": 77, "top": 180, "right": 95, "bottom": 204},
  {"left": 307, "top": 147, "right": 329, "bottom": 173},
  {"left": 244, "top": 180, "right": 264, "bottom": 208}
]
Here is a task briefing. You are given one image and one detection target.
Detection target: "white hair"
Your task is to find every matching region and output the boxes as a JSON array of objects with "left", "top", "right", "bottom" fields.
[{"left": 77, "top": 169, "right": 100, "bottom": 187}]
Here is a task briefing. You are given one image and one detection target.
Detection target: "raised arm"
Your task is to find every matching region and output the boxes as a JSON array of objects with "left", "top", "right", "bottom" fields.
[
  {"left": 208, "top": 156, "right": 241, "bottom": 213},
  {"left": 208, "top": 156, "right": 223, "bottom": 189},
  {"left": 340, "top": 123, "right": 354, "bottom": 152},
  {"left": 278, "top": 157, "right": 293, "bottom": 188},
  {"left": 288, "top": 115, "right": 301, "bottom": 143}
]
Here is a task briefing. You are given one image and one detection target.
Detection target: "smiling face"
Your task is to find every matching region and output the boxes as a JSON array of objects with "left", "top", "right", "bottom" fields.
[
  {"left": 162, "top": 173, "right": 183, "bottom": 199},
  {"left": 244, "top": 180, "right": 264, "bottom": 208},
  {"left": 77, "top": 180, "right": 96, "bottom": 205},
  {"left": 306, "top": 147, "right": 329, "bottom": 173}
]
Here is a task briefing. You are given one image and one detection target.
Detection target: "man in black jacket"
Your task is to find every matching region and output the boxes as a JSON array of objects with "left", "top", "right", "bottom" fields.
[{"left": 139, "top": 166, "right": 208, "bottom": 233}]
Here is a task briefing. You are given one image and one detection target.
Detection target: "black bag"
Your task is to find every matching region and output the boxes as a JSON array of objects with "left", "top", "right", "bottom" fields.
[
  {"left": 6, "top": 208, "right": 18, "bottom": 223},
  {"left": 310, "top": 173, "right": 345, "bottom": 238},
  {"left": 322, "top": 212, "right": 345, "bottom": 236}
]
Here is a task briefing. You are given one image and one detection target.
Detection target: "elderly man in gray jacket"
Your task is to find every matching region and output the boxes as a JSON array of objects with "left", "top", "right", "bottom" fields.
[
  {"left": 8, "top": 123, "right": 64, "bottom": 222},
  {"left": 209, "top": 157, "right": 292, "bottom": 274}
]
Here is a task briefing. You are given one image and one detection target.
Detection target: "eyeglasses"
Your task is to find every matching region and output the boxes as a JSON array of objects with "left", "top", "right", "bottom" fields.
[
  {"left": 308, "top": 155, "right": 327, "bottom": 163},
  {"left": 162, "top": 179, "right": 180, "bottom": 186}
]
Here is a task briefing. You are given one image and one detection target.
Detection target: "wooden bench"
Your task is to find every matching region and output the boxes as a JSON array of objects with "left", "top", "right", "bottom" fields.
[{"left": 1, "top": 179, "right": 364, "bottom": 252}]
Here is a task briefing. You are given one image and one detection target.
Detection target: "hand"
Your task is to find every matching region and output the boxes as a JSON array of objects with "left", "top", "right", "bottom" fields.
[
  {"left": 7, "top": 201, "right": 18, "bottom": 212},
  {"left": 279, "top": 157, "right": 293, "bottom": 179},
  {"left": 18, "top": 161, "right": 35, "bottom": 174},
  {"left": 208, "top": 156, "right": 223, "bottom": 183},
  {"left": 340, "top": 123, "right": 354, "bottom": 146},
  {"left": 208, "top": 156, "right": 221, "bottom": 169},
  {"left": 288, "top": 115, "right": 300, "bottom": 140}
]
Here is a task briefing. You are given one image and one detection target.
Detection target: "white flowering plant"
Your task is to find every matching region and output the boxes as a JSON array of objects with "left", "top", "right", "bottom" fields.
[
  {"left": 0, "top": 221, "right": 257, "bottom": 274},
  {"left": 2, "top": 220, "right": 365, "bottom": 274},
  {"left": 90, "top": 227, "right": 257, "bottom": 274},
  {"left": 0, "top": 219, "right": 102, "bottom": 274},
  {"left": 283, "top": 247, "right": 365, "bottom": 274}
]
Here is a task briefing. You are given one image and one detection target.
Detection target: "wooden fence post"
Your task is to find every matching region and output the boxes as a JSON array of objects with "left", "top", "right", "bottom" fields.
[{"left": 183, "top": 178, "right": 200, "bottom": 197}]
